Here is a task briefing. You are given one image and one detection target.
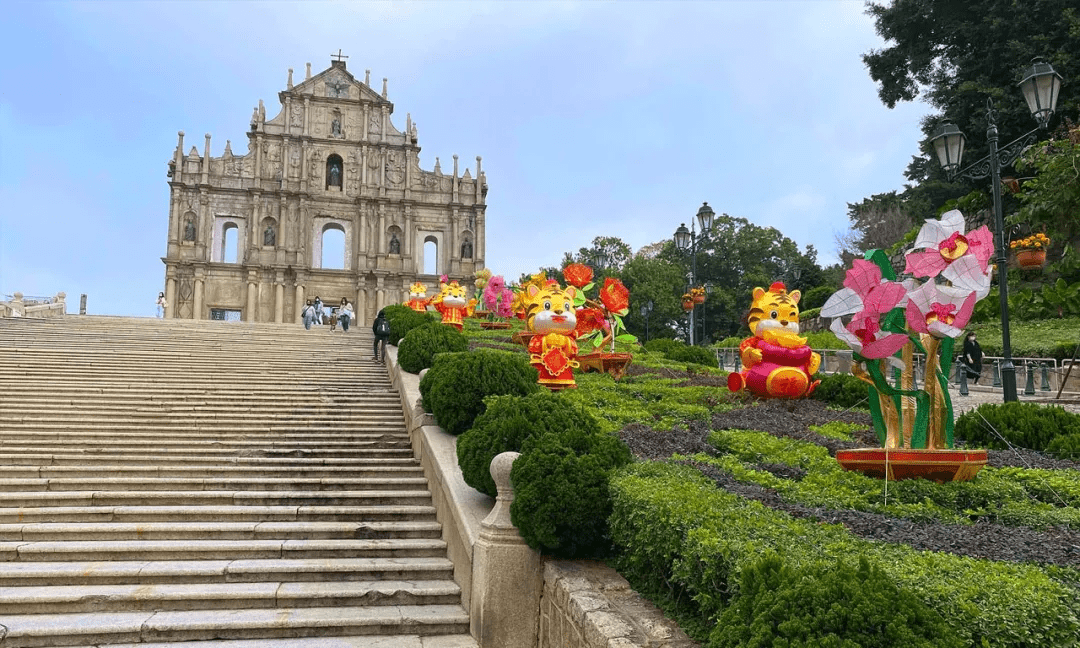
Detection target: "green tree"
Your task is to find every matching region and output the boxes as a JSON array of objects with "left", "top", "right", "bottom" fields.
[
  {"left": 568, "top": 236, "right": 633, "bottom": 272},
  {"left": 1014, "top": 124, "right": 1080, "bottom": 255},
  {"left": 836, "top": 191, "right": 913, "bottom": 265}
]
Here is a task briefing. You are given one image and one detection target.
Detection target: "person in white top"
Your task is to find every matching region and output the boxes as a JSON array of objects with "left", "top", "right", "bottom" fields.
[
  {"left": 338, "top": 298, "right": 354, "bottom": 332},
  {"left": 155, "top": 292, "right": 168, "bottom": 318}
]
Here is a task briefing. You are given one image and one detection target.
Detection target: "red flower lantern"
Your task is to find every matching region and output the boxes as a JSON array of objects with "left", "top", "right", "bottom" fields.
[
  {"left": 599, "top": 277, "right": 630, "bottom": 315},
  {"left": 563, "top": 263, "right": 594, "bottom": 289},
  {"left": 574, "top": 307, "right": 610, "bottom": 338}
]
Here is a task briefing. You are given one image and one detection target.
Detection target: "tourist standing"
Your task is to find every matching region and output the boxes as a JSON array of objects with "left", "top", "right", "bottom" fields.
[
  {"left": 313, "top": 297, "right": 325, "bottom": 325},
  {"left": 155, "top": 292, "right": 168, "bottom": 318},
  {"left": 963, "top": 331, "right": 983, "bottom": 384},
  {"left": 301, "top": 300, "right": 317, "bottom": 330},
  {"left": 372, "top": 309, "right": 390, "bottom": 362},
  {"left": 338, "top": 298, "right": 353, "bottom": 332}
]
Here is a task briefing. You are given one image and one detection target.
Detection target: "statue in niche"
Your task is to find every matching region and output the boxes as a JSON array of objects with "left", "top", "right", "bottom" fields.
[
  {"left": 329, "top": 163, "right": 342, "bottom": 187},
  {"left": 183, "top": 217, "right": 196, "bottom": 242},
  {"left": 331, "top": 117, "right": 341, "bottom": 138},
  {"left": 389, "top": 232, "right": 401, "bottom": 255},
  {"left": 263, "top": 224, "right": 276, "bottom": 246},
  {"left": 461, "top": 238, "right": 473, "bottom": 259}
]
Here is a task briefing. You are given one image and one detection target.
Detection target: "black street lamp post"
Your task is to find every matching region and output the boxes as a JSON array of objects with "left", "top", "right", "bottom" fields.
[
  {"left": 701, "top": 283, "right": 713, "bottom": 344},
  {"left": 674, "top": 202, "right": 715, "bottom": 345},
  {"left": 640, "top": 299, "right": 653, "bottom": 343},
  {"left": 929, "top": 59, "right": 1062, "bottom": 403}
]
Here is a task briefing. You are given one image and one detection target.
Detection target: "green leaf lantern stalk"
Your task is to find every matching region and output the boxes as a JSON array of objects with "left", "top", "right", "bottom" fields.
[
  {"left": 562, "top": 263, "right": 636, "bottom": 353},
  {"left": 822, "top": 210, "right": 993, "bottom": 451}
]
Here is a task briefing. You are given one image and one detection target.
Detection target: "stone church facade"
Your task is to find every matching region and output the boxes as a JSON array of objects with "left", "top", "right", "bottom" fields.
[{"left": 161, "top": 56, "right": 487, "bottom": 325}]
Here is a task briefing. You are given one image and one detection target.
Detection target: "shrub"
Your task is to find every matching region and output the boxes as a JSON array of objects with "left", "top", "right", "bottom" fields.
[
  {"left": 457, "top": 391, "right": 595, "bottom": 497},
  {"left": 1047, "top": 433, "right": 1080, "bottom": 461},
  {"left": 954, "top": 402, "right": 1080, "bottom": 451},
  {"left": 666, "top": 344, "right": 717, "bottom": 368},
  {"left": 382, "top": 304, "right": 439, "bottom": 346},
  {"left": 644, "top": 338, "right": 682, "bottom": 356},
  {"left": 711, "top": 554, "right": 964, "bottom": 648},
  {"left": 797, "top": 306, "right": 821, "bottom": 320},
  {"left": 510, "top": 424, "right": 632, "bottom": 559},
  {"left": 397, "top": 323, "right": 468, "bottom": 374},
  {"left": 811, "top": 373, "right": 869, "bottom": 409},
  {"left": 799, "top": 285, "right": 835, "bottom": 311},
  {"left": 418, "top": 350, "right": 539, "bottom": 436}
]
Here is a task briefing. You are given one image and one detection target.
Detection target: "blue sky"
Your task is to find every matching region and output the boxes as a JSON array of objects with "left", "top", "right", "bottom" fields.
[{"left": 0, "top": 0, "right": 930, "bottom": 317}]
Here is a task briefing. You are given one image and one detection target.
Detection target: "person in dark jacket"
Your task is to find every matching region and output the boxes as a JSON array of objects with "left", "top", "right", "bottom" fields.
[
  {"left": 962, "top": 330, "right": 983, "bottom": 384},
  {"left": 372, "top": 309, "right": 390, "bottom": 362}
]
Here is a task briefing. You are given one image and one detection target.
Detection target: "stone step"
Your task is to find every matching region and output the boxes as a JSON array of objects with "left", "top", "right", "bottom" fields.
[
  {"left": 0, "top": 520, "right": 443, "bottom": 542},
  {"left": 0, "top": 478, "right": 433, "bottom": 496},
  {"left": 0, "top": 466, "right": 428, "bottom": 482},
  {"left": 0, "top": 504, "right": 436, "bottom": 523},
  {"left": 64, "top": 635, "right": 478, "bottom": 648},
  {"left": 0, "top": 538, "right": 448, "bottom": 562},
  {"left": 0, "top": 557, "right": 456, "bottom": 587},
  {"left": 0, "top": 445, "right": 415, "bottom": 458},
  {"left": 0, "top": 453, "right": 424, "bottom": 469},
  {"left": 0, "top": 604, "right": 470, "bottom": 647},
  {"left": 0, "top": 580, "right": 463, "bottom": 615},
  {"left": 0, "top": 490, "right": 436, "bottom": 509}
]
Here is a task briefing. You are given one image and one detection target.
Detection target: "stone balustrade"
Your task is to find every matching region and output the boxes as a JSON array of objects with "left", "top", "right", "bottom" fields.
[{"left": 0, "top": 291, "right": 67, "bottom": 318}]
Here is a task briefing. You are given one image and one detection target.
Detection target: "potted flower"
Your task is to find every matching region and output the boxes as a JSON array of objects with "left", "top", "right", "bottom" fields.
[
  {"left": 822, "top": 209, "right": 993, "bottom": 482},
  {"left": 562, "top": 263, "right": 636, "bottom": 380},
  {"left": 1010, "top": 233, "right": 1050, "bottom": 268},
  {"left": 690, "top": 285, "right": 707, "bottom": 304},
  {"left": 472, "top": 268, "right": 493, "bottom": 317},
  {"left": 681, "top": 293, "right": 695, "bottom": 311}
]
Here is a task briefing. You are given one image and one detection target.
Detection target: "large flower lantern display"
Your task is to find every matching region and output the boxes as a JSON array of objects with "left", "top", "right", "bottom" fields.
[
  {"left": 824, "top": 210, "right": 992, "bottom": 482},
  {"left": 479, "top": 274, "right": 514, "bottom": 329},
  {"left": 522, "top": 279, "right": 580, "bottom": 390},
  {"left": 563, "top": 264, "right": 637, "bottom": 380},
  {"left": 727, "top": 282, "right": 821, "bottom": 399}
]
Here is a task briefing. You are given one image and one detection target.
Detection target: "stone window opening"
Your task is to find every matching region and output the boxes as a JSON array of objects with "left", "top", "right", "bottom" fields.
[
  {"left": 326, "top": 154, "right": 343, "bottom": 191},
  {"left": 221, "top": 223, "right": 239, "bottom": 264},
  {"left": 423, "top": 237, "right": 438, "bottom": 275},
  {"left": 320, "top": 223, "right": 346, "bottom": 270}
]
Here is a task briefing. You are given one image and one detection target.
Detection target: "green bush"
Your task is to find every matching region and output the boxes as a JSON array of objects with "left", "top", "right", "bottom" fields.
[
  {"left": 457, "top": 391, "right": 594, "bottom": 497},
  {"left": 666, "top": 344, "right": 717, "bottom": 368},
  {"left": 418, "top": 350, "right": 539, "bottom": 436},
  {"left": 397, "top": 323, "right": 468, "bottom": 374},
  {"left": 510, "top": 424, "right": 632, "bottom": 559},
  {"left": 609, "top": 461, "right": 1080, "bottom": 648},
  {"left": 954, "top": 402, "right": 1080, "bottom": 451},
  {"left": 711, "top": 554, "right": 964, "bottom": 648},
  {"left": 799, "top": 285, "right": 834, "bottom": 311},
  {"left": 644, "top": 338, "right": 683, "bottom": 355},
  {"left": 797, "top": 306, "right": 821, "bottom": 320},
  {"left": 810, "top": 373, "right": 869, "bottom": 409},
  {"left": 382, "top": 304, "right": 439, "bottom": 346},
  {"left": 1046, "top": 432, "right": 1080, "bottom": 461}
]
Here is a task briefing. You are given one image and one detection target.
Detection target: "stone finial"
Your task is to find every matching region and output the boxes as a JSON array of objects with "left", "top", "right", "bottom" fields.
[
  {"left": 482, "top": 452, "right": 520, "bottom": 529},
  {"left": 287, "top": 68, "right": 293, "bottom": 88},
  {"left": 365, "top": 69, "right": 371, "bottom": 86},
  {"left": 305, "top": 62, "right": 311, "bottom": 80},
  {"left": 55, "top": 292, "right": 66, "bottom": 303},
  {"left": 382, "top": 78, "right": 388, "bottom": 98},
  {"left": 434, "top": 157, "right": 442, "bottom": 175},
  {"left": 224, "top": 140, "right": 233, "bottom": 156}
]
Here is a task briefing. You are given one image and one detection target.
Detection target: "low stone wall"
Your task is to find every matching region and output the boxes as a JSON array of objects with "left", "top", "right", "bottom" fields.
[
  {"left": 541, "top": 561, "right": 699, "bottom": 648},
  {"left": 0, "top": 292, "right": 67, "bottom": 318},
  {"left": 385, "top": 345, "right": 699, "bottom": 648}
]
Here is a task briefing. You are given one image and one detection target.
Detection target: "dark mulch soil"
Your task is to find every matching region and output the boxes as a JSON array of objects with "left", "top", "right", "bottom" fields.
[{"left": 616, "top": 368, "right": 1080, "bottom": 569}]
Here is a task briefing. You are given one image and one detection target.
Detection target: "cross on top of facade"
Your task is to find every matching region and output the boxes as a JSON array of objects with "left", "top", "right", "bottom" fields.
[{"left": 331, "top": 49, "right": 348, "bottom": 63}]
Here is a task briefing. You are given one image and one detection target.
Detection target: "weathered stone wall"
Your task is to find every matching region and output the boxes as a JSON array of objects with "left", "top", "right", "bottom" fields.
[{"left": 540, "top": 560, "right": 699, "bottom": 648}]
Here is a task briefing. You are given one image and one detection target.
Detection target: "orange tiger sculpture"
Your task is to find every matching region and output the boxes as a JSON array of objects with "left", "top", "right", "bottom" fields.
[{"left": 728, "top": 282, "right": 820, "bottom": 398}]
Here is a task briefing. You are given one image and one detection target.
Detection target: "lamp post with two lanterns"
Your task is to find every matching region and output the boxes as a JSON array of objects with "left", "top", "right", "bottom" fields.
[
  {"left": 929, "top": 58, "right": 1063, "bottom": 403},
  {"left": 639, "top": 300, "right": 654, "bottom": 343},
  {"left": 674, "top": 202, "right": 715, "bottom": 345}
]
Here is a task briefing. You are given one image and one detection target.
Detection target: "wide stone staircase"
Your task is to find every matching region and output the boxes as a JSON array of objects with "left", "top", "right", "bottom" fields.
[{"left": 0, "top": 316, "right": 476, "bottom": 647}]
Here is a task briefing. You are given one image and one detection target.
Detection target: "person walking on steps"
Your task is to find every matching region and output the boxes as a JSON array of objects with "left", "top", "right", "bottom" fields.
[
  {"left": 963, "top": 330, "right": 983, "bottom": 385},
  {"left": 338, "top": 298, "right": 353, "bottom": 332},
  {"left": 301, "top": 299, "right": 317, "bottom": 330},
  {"left": 372, "top": 309, "right": 391, "bottom": 362},
  {"left": 313, "top": 296, "right": 325, "bottom": 326},
  {"left": 155, "top": 292, "right": 168, "bottom": 318}
]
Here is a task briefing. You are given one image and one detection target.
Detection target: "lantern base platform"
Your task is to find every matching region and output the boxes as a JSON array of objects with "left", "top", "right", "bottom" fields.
[
  {"left": 835, "top": 448, "right": 988, "bottom": 483},
  {"left": 512, "top": 331, "right": 539, "bottom": 348},
  {"left": 577, "top": 352, "right": 633, "bottom": 381},
  {"left": 479, "top": 321, "right": 512, "bottom": 330}
]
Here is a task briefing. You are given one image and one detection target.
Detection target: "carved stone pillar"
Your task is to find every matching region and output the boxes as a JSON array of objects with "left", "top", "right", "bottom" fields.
[
  {"left": 294, "top": 272, "right": 307, "bottom": 324},
  {"left": 275, "top": 280, "right": 285, "bottom": 324},
  {"left": 193, "top": 272, "right": 205, "bottom": 320},
  {"left": 470, "top": 452, "right": 541, "bottom": 648},
  {"left": 246, "top": 270, "right": 258, "bottom": 322},
  {"left": 165, "top": 269, "right": 177, "bottom": 320}
]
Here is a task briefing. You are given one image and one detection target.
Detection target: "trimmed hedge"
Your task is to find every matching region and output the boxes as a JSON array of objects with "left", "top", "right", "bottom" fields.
[
  {"left": 810, "top": 373, "right": 870, "bottom": 409},
  {"left": 397, "top": 323, "right": 468, "bottom": 374},
  {"left": 643, "top": 338, "right": 716, "bottom": 367},
  {"left": 608, "top": 461, "right": 1080, "bottom": 648},
  {"left": 510, "top": 423, "right": 632, "bottom": 559},
  {"left": 1047, "top": 433, "right": 1080, "bottom": 461},
  {"left": 954, "top": 402, "right": 1080, "bottom": 451},
  {"left": 418, "top": 350, "right": 539, "bottom": 436},
  {"left": 798, "top": 285, "right": 834, "bottom": 311},
  {"left": 456, "top": 391, "right": 595, "bottom": 497},
  {"left": 711, "top": 554, "right": 963, "bottom": 648},
  {"left": 381, "top": 304, "right": 439, "bottom": 346}
]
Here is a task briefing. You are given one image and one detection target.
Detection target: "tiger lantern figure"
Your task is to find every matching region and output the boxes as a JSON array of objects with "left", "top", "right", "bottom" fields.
[
  {"left": 430, "top": 280, "right": 476, "bottom": 331},
  {"left": 728, "top": 282, "right": 821, "bottom": 398},
  {"left": 524, "top": 280, "right": 579, "bottom": 390},
  {"left": 404, "top": 282, "right": 430, "bottom": 313}
]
